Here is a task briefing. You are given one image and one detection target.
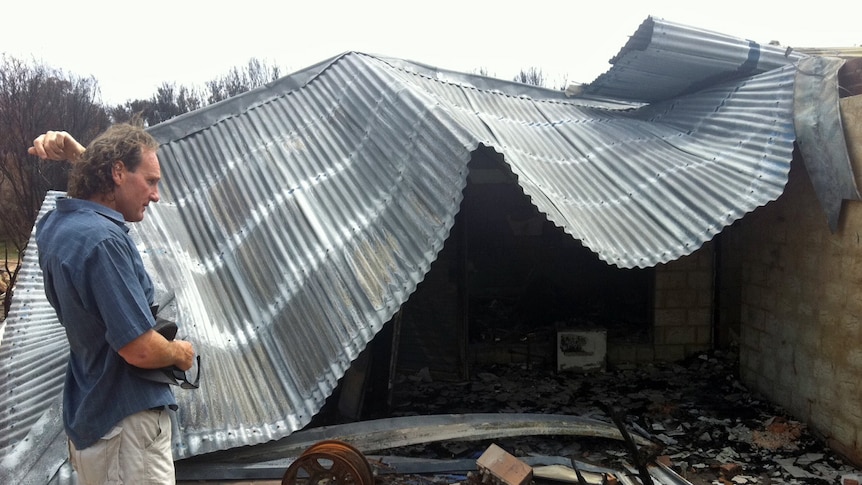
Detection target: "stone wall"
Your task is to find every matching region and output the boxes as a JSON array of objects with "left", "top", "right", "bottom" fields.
[
  {"left": 651, "top": 243, "right": 715, "bottom": 361},
  {"left": 728, "top": 155, "right": 862, "bottom": 466}
]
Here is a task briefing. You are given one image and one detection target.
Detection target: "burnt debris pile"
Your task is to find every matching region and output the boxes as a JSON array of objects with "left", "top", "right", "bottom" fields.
[{"left": 390, "top": 350, "right": 860, "bottom": 485}]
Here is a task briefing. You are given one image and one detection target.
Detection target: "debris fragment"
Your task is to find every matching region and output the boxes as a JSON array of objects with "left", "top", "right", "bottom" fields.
[
  {"left": 844, "top": 472, "right": 862, "bottom": 485},
  {"left": 720, "top": 462, "right": 742, "bottom": 479},
  {"left": 752, "top": 417, "right": 804, "bottom": 451},
  {"left": 475, "top": 443, "right": 532, "bottom": 485}
]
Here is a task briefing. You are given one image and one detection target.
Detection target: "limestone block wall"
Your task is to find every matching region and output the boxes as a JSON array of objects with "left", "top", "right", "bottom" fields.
[
  {"left": 652, "top": 243, "right": 715, "bottom": 361},
  {"left": 729, "top": 157, "right": 862, "bottom": 466}
]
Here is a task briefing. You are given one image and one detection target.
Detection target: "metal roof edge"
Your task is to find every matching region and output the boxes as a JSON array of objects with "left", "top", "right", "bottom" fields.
[
  {"left": 147, "top": 51, "right": 358, "bottom": 143},
  {"left": 371, "top": 54, "right": 575, "bottom": 100},
  {"left": 146, "top": 51, "right": 638, "bottom": 148}
]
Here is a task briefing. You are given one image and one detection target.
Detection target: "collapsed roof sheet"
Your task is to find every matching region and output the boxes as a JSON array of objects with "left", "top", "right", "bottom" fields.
[
  {"left": 585, "top": 16, "right": 806, "bottom": 102},
  {"left": 1, "top": 17, "right": 803, "bottom": 484}
]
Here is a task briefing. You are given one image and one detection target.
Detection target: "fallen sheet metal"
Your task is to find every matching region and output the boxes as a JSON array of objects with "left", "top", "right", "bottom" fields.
[
  {"left": 188, "top": 412, "right": 654, "bottom": 464},
  {"left": 794, "top": 55, "right": 861, "bottom": 231}
]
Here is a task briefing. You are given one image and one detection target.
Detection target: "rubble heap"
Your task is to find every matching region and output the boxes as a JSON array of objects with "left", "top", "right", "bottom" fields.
[{"left": 389, "top": 349, "right": 861, "bottom": 485}]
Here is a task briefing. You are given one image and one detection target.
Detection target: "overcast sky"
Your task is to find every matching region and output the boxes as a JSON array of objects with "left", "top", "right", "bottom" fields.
[{"left": 2, "top": 0, "right": 859, "bottom": 105}]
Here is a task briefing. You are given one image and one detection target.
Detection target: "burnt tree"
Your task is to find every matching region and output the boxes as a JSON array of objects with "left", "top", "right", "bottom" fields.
[{"left": 0, "top": 54, "right": 110, "bottom": 315}]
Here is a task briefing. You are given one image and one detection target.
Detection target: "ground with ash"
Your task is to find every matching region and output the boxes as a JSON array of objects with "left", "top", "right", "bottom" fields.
[{"left": 387, "top": 350, "right": 861, "bottom": 485}]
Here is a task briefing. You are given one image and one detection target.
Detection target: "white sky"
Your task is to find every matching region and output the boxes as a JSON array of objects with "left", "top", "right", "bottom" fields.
[{"left": 2, "top": 0, "right": 860, "bottom": 105}]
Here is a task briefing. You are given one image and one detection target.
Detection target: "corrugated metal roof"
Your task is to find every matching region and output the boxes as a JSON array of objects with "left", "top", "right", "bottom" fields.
[
  {"left": 584, "top": 16, "right": 806, "bottom": 102},
  {"left": 0, "top": 16, "right": 816, "bottom": 483}
]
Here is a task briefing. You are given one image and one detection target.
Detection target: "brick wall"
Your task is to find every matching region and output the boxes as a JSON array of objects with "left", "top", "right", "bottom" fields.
[{"left": 727, "top": 157, "right": 862, "bottom": 466}]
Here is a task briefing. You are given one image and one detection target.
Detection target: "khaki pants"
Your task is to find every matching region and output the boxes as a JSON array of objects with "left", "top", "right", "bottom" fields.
[{"left": 69, "top": 408, "right": 175, "bottom": 485}]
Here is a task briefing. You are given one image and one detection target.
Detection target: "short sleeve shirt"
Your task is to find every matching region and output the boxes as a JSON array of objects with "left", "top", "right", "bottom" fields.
[{"left": 36, "top": 197, "right": 175, "bottom": 449}]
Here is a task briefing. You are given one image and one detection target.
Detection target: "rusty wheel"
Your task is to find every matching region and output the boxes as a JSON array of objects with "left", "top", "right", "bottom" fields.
[{"left": 282, "top": 440, "right": 374, "bottom": 485}]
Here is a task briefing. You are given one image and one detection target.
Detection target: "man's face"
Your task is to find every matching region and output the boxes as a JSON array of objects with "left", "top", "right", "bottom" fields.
[{"left": 113, "top": 148, "right": 161, "bottom": 222}]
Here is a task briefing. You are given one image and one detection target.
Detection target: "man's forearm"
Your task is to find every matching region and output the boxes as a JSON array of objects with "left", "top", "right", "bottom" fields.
[{"left": 119, "top": 330, "right": 195, "bottom": 370}]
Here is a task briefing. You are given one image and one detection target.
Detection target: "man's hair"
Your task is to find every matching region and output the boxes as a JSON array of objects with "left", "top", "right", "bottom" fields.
[{"left": 68, "top": 123, "right": 159, "bottom": 200}]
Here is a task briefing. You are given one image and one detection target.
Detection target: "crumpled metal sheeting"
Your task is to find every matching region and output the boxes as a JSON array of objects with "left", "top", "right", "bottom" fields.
[
  {"left": 143, "top": 53, "right": 476, "bottom": 458},
  {"left": 0, "top": 194, "right": 70, "bottom": 485},
  {"left": 587, "top": 16, "right": 806, "bottom": 103},
  {"left": 384, "top": 57, "right": 798, "bottom": 267},
  {"left": 793, "top": 55, "right": 861, "bottom": 232}
]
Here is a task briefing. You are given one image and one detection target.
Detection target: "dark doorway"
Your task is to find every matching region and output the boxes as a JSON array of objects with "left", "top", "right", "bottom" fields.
[
  {"left": 394, "top": 147, "right": 653, "bottom": 381},
  {"left": 462, "top": 148, "right": 654, "bottom": 369}
]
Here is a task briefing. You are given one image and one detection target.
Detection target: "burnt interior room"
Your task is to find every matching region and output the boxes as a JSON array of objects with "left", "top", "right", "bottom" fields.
[
  {"left": 389, "top": 147, "right": 655, "bottom": 383},
  {"left": 464, "top": 148, "right": 654, "bottom": 353},
  {"left": 326, "top": 147, "right": 656, "bottom": 423}
]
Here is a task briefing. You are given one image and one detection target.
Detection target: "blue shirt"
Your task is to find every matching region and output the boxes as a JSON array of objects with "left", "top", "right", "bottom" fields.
[{"left": 36, "top": 197, "right": 176, "bottom": 449}]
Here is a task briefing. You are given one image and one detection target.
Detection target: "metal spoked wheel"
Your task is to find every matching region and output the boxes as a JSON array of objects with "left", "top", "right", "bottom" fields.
[{"left": 281, "top": 440, "right": 374, "bottom": 485}]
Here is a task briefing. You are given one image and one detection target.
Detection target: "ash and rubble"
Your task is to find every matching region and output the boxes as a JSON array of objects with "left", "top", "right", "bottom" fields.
[{"left": 387, "top": 349, "right": 861, "bottom": 485}]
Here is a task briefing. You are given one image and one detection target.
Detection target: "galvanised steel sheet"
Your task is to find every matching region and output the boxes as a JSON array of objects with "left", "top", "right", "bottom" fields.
[
  {"left": 380, "top": 55, "right": 797, "bottom": 266},
  {"left": 586, "top": 16, "right": 806, "bottom": 103},
  {"left": 1, "top": 17, "right": 805, "bottom": 483}
]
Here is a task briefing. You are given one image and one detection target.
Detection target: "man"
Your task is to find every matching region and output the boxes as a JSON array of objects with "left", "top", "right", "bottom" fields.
[{"left": 29, "top": 125, "right": 195, "bottom": 484}]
